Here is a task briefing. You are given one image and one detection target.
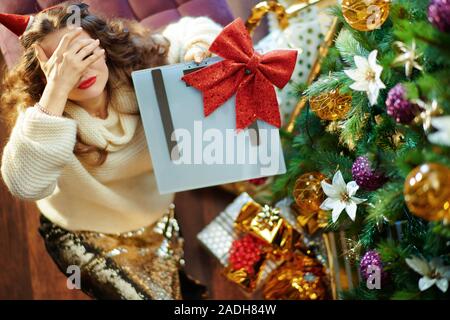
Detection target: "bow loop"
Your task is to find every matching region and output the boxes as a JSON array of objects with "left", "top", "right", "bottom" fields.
[
  {"left": 259, "top": 50, "right": 298, "bottom": 89},
  {"left": 209, "top": 18, "right": 254, "bottom": 63},
  {"left": 182, "top": 18, "right": 298, "bottom": 130}
]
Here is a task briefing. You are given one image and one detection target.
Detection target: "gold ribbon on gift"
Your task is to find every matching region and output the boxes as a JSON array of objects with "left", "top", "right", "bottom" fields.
[
  {"left": 235, "top": 201, "right": 288, "bottom": 246},
  {"left": 223, "top": 257, "right": 270, "bottom": 292},
  {"left": 246, "top": 1, "right": 289, "bottom": 35},
  {"left": 236, "top": 200, "right": 307, "bottom": 259},
  {"left": 224, "top": 267, "right": 255, "bottom": 291},
  {"left": 295, "top": 208, "right": 329, "bottom": 235}
]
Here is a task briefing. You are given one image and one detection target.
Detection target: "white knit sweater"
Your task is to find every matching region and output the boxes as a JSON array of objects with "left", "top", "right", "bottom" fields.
[{"left": 1, "top": 17, "right": 222, "bottom": 234}]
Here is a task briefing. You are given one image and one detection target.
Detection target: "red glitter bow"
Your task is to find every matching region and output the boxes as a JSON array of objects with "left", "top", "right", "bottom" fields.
[{"left": 182, "top": 18, "right": 298, "bottom": 130}]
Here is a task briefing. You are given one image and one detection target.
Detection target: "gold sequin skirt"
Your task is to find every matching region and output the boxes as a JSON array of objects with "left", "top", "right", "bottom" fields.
[{"left": 38, "top": 214, "right": 207, "bottom": 300}]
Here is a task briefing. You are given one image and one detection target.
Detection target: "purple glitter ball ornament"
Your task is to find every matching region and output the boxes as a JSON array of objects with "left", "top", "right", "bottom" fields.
[
  {"left": 360, "top": 250, "right": 388, "bottom": 284},
  {"left": 352, "top": 156, "right": 387, "bottom": 191},
  {"left": 386, "top": 84, "right": 419, "bottom": 124},
  {"left": 428, "top": 0, "right": 450, "bottom": 32}
]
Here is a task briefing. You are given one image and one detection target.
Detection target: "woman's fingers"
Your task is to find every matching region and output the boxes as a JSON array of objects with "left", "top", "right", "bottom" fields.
[
  {"left": 80, "top": 48, "right": 105, "bottom": 69},
  {"left": 184, "top": 41, "right": 211, "bottom": 63},
  {"left": 74, "top": 39, "right": 100, "bottom": 60},
  {"left": 184, "top": 47, "right": 197, "bottom": 63},
  {"left": 184, "top": 46, "right": 211, "bottom": 63},
  {"left": 66, "top": 38, "right": 98, "bottom": 56},
  {"left": 34, "top": 44, "right": 49, "bottom": 67},
  {"left": 53, "top": 27, "right": 83, "bottom": 58},
  {"left": 195, "top": 50, "right": 211, "bottom": 63}
]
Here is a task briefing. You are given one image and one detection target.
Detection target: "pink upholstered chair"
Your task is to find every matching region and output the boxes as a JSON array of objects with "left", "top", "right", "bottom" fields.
[{"left": 0, "top": 0, "right": 235, "bottom": 69}]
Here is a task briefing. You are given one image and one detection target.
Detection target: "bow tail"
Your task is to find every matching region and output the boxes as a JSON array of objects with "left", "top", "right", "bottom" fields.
[{"left": 236, "top": 73, "right": 281, "bottom": 130}]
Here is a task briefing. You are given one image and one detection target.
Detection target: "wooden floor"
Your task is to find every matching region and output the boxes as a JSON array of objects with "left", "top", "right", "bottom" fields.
[
  {"left": 0, "top": 54, "right": 246, "bottom": 300},
  {"left": 0, "top": 180, "right": 244, "bottom": 300}
]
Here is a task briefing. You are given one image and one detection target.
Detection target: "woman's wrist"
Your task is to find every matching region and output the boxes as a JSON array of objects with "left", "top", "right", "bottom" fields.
[
  {"left": 39, "top": 81, "right": 70, "bottom": 116},
  {"left": 35, "top": 102, "right": 62, "bottom": 117},
  {"left": 45, "top": 79, "right": 73, "bottom": 98}
]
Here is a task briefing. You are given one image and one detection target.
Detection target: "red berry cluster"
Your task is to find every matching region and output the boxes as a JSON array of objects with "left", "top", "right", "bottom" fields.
[
  {"left": 247, "top": 177, "right": 268, "bottom": 186},
  {"left": 229, "top": 234, "right": 266, "bottom": 275}
]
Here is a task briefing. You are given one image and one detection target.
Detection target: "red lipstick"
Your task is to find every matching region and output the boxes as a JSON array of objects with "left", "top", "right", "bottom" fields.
[{"left": 78, "top": 76, "right": 97, "bottom": 90}]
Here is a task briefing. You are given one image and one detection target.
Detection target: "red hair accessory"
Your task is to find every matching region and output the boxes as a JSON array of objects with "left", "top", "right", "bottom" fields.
[
  {"left": 182, "top": 18, "right": 298, "bottom": 130},
  {"left": 0, "top": 13, "right": 32, "bottom": 37}
]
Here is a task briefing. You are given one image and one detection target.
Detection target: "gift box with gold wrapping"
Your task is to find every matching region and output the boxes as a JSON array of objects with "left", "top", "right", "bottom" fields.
[
  {"left": 235, "top": 201, "right": 288, "bottom": 247},
  {"left": 263, "top": 252, "right": 330, "bottom": 300},
  {"left": 197, "top": 193, "right": 326, "bottom": 295},
  {"left": 197, "top": 193, "right": 290, "bottom": 292}
]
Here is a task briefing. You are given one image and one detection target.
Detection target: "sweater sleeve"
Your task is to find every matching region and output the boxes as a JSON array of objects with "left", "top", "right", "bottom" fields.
[
  {"left": 162, "top": 16, "right": 223, "bottom": 64},
  {"left": 1, "top": 107, "right": 77, "bottom": 201}
]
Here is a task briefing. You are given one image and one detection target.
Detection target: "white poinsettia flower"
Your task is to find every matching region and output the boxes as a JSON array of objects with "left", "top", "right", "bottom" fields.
[
  {"left": 319, "top": 170, "right": 367, "bottom": 223},
  {"left": 428, "top": 116, "right": 450, "bottom": 147},
  {"left": 405, "top": 255, "right": 450, "bottom": 293},
  {"left": 344, "top": 50, "right": 386, "bottom": 106}
]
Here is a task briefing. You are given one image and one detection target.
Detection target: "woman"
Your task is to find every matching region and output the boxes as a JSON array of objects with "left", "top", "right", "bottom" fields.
[{"left": 0, "top": 2, "right": 221, "bottom": 299}]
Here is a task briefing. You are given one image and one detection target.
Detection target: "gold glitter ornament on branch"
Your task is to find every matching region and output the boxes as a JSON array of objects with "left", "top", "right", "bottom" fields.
[
  {"left": 309, "top": 89, "right": 352, "bottom": 120},
  {"left": 293, "top": 172, "right": 328, "bottom": 213},
  {"left": 263, "top": 254, "right": 328, "bottom": 300},
  {"left": 404, "top": 163, "right": 450, "bottom": 222},
  {"left": 342, "top": 0, "right": 391, "bottom": 32}
]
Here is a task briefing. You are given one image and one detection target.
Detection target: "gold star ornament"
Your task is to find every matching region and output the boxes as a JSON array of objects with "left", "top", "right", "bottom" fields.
[{"left": 392, "top": 40, "right": 423, "bottom": 78}]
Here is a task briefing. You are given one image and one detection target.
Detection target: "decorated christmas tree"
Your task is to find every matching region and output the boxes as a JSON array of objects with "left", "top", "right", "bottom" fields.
[{"left": 271, "top": 0, "right": 450, "bottom": 299}]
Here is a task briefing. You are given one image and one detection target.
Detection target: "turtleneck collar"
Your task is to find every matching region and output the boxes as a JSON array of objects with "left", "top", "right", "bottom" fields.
[{"left": 64, "top": 81, "right": 140, "bottom": 152}]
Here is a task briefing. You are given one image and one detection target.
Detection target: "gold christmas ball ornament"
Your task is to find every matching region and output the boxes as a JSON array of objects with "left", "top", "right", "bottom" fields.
[
  {"left": 309, "top": 89, "right": 352, "bottom": 121},
  {"left": 293, "top": 172, "right": 327, "bottom": 214},
  {"left": 404, "top": 163, "right": 450, "bottom": 222},
  {"left": 263, "top": 255, "right": 328, "bottom": 300},
  {"left": 341, "top": 0, "right": 391, "bottom": 32}
]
